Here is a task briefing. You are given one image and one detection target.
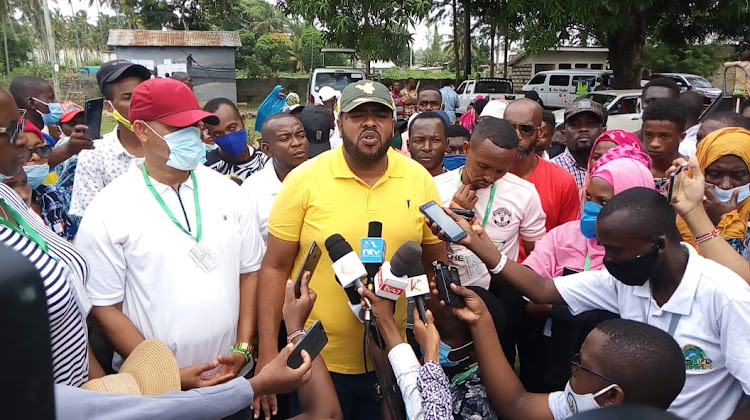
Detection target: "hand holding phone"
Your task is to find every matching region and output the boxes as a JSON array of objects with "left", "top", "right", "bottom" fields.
[
  {"left": 432, "top": 261, "right": 465, "bottom": 308},
  {"left": 666, "top": 164, "right": 688, "bottom": 204},
  {"left": 83, "top": 97, "right": 104, "bottom": 140},
  {"left": 293, "top": 242, "right": 322, "bottom": 298},
  {"left": 420, "top": 201, "right": 468, "bottom": 243},
  {"left": 287, "top": 320, "right": 328, "bottom": 369}
]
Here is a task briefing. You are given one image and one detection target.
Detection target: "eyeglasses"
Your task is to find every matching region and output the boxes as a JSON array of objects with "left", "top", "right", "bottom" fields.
[
  {"left": 26, "top": 144, "right": 53, "bottom": 159},
  {"left": 512, "top": 123, "right": 538, "bottom": 137},
  {"left": 570, "top": 353, "right": 617, "bottom": 383},
  {"left": 0, "top": 109, "right": 27, "bottom": 145}
]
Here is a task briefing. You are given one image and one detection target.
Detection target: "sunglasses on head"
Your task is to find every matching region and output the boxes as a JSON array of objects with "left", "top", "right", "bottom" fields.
[
  {"left": 512, "top": 123, "right": 537, "bottom": 137},
  {"left": 0, "top": 109, "right": 27, "bottom": 145}
]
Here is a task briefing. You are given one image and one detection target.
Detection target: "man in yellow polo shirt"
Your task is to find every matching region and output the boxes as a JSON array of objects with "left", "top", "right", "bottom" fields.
[{"left": 256, "top": 80, "right": 445, "bottom": 419}]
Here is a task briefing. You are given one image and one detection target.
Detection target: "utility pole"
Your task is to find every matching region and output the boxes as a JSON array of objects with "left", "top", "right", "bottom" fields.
[{"left": 41, "top": 0, "right": 61, "bottom": 95}]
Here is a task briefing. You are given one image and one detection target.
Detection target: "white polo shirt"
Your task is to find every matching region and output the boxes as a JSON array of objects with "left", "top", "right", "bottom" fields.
[
  {"left": 241, "top": 159, "right": 282, "bottom": 244},
  {"left": 554, "top": 243, "right": 750, "bottom": 420},
  {"left": 76, "top": 162, "right": 265, "bottom": 369},
  {"left": 434, "top": 169, "right": 546, "bottom": 288}
]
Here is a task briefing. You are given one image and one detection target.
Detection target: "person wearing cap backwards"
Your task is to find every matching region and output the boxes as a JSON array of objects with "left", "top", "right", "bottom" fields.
[
  {"left": 256, "top": 80, "right": 446, "bottom": 420},
  {"left": 201, "top": 97, "right": 268, "bottom": 181},
  {"left": 69, "top": 60, "right": 152, "bottom": 218},
  {"left": 298, "top": 105, "right": 334, "bottom": 158},
  {"left": 551, "top": 99, "right": 607, "bottom": 190},
  {"left": 76, "top": 79, "right": 266, "bottom": 402}
]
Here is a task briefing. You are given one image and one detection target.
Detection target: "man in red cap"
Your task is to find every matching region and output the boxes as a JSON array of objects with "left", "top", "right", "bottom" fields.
[{"left": 75, "top": 79, "right": 266, "bottom": 400}]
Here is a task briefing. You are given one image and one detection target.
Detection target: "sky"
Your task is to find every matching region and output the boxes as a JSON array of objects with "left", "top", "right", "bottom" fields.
[{"left": 52, "top": 0, "right": 452, "bottom": 52}]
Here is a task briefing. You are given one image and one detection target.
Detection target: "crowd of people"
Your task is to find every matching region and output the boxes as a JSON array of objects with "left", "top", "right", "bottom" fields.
[{"left": 2, "top": 57, "right": 750, "bottom": 420}]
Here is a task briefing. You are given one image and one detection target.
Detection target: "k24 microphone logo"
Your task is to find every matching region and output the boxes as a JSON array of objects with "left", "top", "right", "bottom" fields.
[{"left": 360, "top": 238, "right": 385, "bottom": 263}]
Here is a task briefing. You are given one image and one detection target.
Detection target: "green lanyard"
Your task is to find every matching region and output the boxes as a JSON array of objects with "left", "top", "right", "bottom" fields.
[
  {"left": 141, "top": 165, "right": 202, "bottom": 242},
  {"left": 451, "top": 363, "right": 479, "bottom": 386},
  {"left": 0, "top": 198, "right": 49, "bottom": 253},
  {"left": 457, "top": 170, "right": 497, "bottom": 228},
  {"left": 584, "top": 254, "right": 591, "bottom": 271}
]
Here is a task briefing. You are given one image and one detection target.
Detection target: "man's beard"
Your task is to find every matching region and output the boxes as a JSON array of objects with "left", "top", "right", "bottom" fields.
[
  {"left": 342, "top": 132, "right": 391, "bottom": 164},
  {"left": 516, "top": 139, "right": 538, "bottom": 160}
]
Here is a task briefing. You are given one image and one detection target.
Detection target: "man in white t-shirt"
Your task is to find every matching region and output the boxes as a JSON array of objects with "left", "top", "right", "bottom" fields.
[
  {"left": 77, "top": 79, "right": 265, "bottom": 392},
  {"left": 436, "top": 187, "right": 750, "bottom": 419},
  {"left": 242, "top": 114, "right": 309, "bottom": 243},
  {"left": 433, "top": 117, "right": 546, "bottom": 289}
]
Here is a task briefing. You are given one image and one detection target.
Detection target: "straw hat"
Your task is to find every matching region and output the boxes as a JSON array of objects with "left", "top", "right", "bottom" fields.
[{"left": 81, "top": 339, "right": 180, "bottom": 395}]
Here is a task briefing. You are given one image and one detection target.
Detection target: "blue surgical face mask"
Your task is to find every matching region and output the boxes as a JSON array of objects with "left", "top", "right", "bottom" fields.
[
  {"left": 34, "top": 98, "right": 63, "bottom": 125},
  {"left": 146, "top": 124, "right": 204, "bottom": 171},
  {"left": 443, "top": 154, "right": 466, "bottom": 171},
  {"left": 23, "top": 164, "right": 50, "bottom": 189},
  {"left": 712, "top": 183, "right": 750, "bottom": 204},
  {"left": 201, "top": 142, "right": 220, "bottom": 164},
  {"left": 214, "top": 127, "right": 248, "bottom": 156},
  {"left": 580, "top": 201, "right": 602, "bottom": 239},
  {"left": 438, "top": 340, "right": 472, "bottom": 367}
]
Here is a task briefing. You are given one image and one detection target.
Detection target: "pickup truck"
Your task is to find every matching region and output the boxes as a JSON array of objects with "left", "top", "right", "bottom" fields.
[{"left": 455, "top": 78, "right": 523, "bottom": 115}]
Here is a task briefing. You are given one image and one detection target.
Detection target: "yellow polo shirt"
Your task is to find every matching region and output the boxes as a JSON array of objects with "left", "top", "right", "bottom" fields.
[{"left": 269, "top": 146, "right": 442, "bottom": 374}]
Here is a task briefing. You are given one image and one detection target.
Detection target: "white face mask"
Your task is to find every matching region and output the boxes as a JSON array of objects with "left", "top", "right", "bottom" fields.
[{"left": 564, "top": 380, "right": 618, "bottom": 415}]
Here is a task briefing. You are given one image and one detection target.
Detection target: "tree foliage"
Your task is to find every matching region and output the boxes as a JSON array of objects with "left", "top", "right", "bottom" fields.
[
  {"left": 643, "top": 43, "right": 726, "bottom": 78},
  {"left": 279, "top": 0, "right": 432, "bottom": 62}
]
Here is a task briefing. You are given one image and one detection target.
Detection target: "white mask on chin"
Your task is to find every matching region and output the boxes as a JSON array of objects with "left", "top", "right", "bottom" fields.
[{"left": 565, "top": 380, "right": 619, "bottom": 415}]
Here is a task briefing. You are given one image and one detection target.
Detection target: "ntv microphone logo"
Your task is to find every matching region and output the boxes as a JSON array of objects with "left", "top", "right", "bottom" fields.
[{"left": 360, "top": 238, "right": 385, "bottom": 263}]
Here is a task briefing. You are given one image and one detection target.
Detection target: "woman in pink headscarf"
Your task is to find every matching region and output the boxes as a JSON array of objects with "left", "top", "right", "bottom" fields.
[
  {"left": 524, "top": 144, "right": 654, "bottom": 277},
  {"left": 579, "top": 129, "right": 646, "bottom": 212}
]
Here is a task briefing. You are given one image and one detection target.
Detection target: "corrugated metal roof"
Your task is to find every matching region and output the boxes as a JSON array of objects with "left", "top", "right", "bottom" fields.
[{"left": 108, "top": 30, "right": 241, "bottom": 47}]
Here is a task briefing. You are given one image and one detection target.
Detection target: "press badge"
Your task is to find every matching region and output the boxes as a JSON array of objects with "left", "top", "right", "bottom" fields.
[{"left": 189, "top": 243, "right": 218, "bottom": 272}]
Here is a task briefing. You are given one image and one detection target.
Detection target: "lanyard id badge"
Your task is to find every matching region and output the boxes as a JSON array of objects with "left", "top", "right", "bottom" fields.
[{"left": 141, "top": 165, "right": 217, "bottom": 272}]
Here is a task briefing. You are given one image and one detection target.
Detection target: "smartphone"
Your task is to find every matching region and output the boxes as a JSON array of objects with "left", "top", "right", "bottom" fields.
[
  {"left": 84, "top": 97, "right": 104, "bottom": 140},
  {"left": 420, "top": 201, "right": 468, "bottom": 243},
  {"left": 450, "top": 208, "right": 475, "bottom": 220},
  {"left": 287, "top": 319, "right": 328, "bottom": 369},
  {"left": 666, "top": 165, "right": 688, "bottom": 204},
  {"left": 432, "top": 261, "right": 465, "bottom": 308},
  {"left": 293, "top": 242, "right": 322, "bottom": 298},
  {"left": 562, "top": 267, "right": 582, "bottom": 276}
]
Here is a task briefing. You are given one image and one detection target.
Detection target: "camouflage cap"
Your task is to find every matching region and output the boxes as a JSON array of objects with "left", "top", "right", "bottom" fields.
[{"left": 339, "top": 80, "right": 395, "bottom": 113}]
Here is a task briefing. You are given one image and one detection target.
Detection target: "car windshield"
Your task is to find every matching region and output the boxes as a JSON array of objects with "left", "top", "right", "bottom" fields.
[
  {"left": 475, "top": 80, "right": 512, "bottom": 93},
  {"left": 686, "top": 76, "right": 713, "bottom": 88},
  {"left": 314, "top": 72, "right": 363, "bottom": 93},
  {"left": 583, "top": 93, "right": 617, "bottom": 108}
]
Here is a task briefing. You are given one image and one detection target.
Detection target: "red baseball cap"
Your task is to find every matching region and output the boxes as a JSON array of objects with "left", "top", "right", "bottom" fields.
[
  {"left": 60, "top": 101, "right": 84, "bottom": 123},
  {"left": 129, "top": 78, "right": 219, "bottom": 127}
]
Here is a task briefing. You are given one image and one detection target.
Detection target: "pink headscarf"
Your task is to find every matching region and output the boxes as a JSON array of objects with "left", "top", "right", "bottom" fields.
[
  {"left": 591, "top": 156, "right": 654, "bottom": 195},
  {"left": 591, "top": 143, "right": 651, "bottom": 173},
  {"left": 579, "top": 130, "right": 648, "bottom": 213}
]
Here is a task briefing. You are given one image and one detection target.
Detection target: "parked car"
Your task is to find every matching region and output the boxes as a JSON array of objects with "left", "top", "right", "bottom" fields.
[
  {"left": 455, "top": 78, "right": 522, "bottom": 115},
  {"left": 650, "top": 73, "right": 722, "bottom": 104},
  {"left": 553, "top": 90, "right": 643, "bottom": 133},
  {"left": 307, "top": 67, "right": 366, "bottom": 105},
  {"left": 522, "top": 69, "right": 614, "bottom": 109}
]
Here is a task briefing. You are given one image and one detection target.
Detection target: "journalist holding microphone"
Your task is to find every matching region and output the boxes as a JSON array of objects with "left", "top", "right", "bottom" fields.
[{"left": 256, "top": 80, "right": 447, "bottom": 420}]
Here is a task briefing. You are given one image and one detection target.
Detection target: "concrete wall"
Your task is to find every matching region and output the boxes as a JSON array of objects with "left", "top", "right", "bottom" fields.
[{"left": 114, "top": 46, "right": 237, "bottom": 101}]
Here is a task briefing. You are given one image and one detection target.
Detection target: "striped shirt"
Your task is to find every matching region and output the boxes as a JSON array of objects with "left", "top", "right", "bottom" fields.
[
  {"left": 0, "top": 183, "right": 89, "bottom": 386},
  {"left": 204, "top": 145, "right": 268, "bottom": 181}
]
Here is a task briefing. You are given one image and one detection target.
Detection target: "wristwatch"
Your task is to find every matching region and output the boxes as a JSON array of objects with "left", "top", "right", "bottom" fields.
[{"left": 232, "top": 341, "right": 255, "bottom": 369}]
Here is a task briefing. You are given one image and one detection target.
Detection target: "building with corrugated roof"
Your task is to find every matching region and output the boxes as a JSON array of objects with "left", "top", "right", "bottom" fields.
[{"left": 108, "top": 29, "right": 242, "bottom": 101}]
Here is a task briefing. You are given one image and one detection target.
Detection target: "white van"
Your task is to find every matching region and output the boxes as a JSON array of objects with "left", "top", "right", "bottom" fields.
[
  {"left": 522, "top": 69, "right": 614, "bottom": 109},
  {"left": 307, "top": 67, "right": 366, "bottom": 105}
]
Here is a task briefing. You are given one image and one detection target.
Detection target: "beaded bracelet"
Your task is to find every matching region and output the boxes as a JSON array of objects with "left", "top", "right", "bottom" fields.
[
  {"left": 231, "top": 347, "right": 251, "bottom": 364},
  {"left": 695, "top": 229, "right": 720, "bottom": 245},
  {"left": 287, "top": 329, "right": 306, "bottom": 344}
]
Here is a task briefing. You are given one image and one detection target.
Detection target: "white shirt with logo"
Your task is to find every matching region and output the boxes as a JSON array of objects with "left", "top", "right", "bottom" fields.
[
  {"left": 434, "top": 169, "right": 546, "bottom": 289},
  {"left": 554, "top": 243, "right": 750, "bottom": 419},
  {"left": 77, "top": 163, "right": 265, "bottom": 370}
]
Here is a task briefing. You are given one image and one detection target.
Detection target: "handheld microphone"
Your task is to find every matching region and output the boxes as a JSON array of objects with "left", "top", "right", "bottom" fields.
[
  {"left": 398, "top": 242, "right": 430, "bottom": 323},
  {"left": 361, "top": 221, "right": 385, "bottom": 281},
  {"left": 325, "top": 234, "right": 368, "bottom": 306},
  {"left": 373, "top": 241, "right": 420, "bottom": 301}
]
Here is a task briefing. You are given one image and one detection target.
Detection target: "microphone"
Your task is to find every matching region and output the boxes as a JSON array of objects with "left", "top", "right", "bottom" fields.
[
  {"left": 373, "top": 241, "right": 420, "bottom": 301},
  {"left": 325, "top": 234, "right": 368, "bottom": 306},
  {"left": 361, "top": 221, "right": 385, "bottom": 282},
  {"left": 396, "top": 242, "right": 430, "bottom": 323}
]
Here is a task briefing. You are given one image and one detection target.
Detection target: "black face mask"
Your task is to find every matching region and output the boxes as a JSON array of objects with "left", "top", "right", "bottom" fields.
[{"left": 603, "top": 243, "right": 660, "bottom": 287}]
